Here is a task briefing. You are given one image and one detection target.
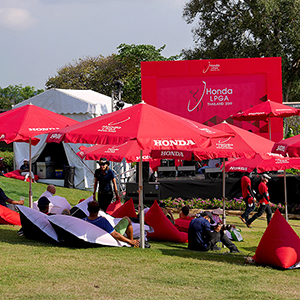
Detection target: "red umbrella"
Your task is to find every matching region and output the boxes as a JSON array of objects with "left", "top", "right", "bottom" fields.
[
  {"left": 46, "top": 101, "right": 231, "bottom": 248},
  {"left": 225, "top": 153, "right": 300, "bottom": 220},
  {"left": 77, "top": 140, "right": 153, "bottom": 163},
  {"left": 152, "top": 121, "right": 275, "bottom": 224},
  {"left": 0, "top": 104, "right": 78, "bottom": 207},
  {"left": 272, "top": 134, "right": 300, "bottom": 157},
  {"left": 193, "top": 121, "right": 275, "bottom": 160},
  {"left": 153, "top": 122, "right": 274, "bottom": 160},
  {"left": 231, "top": 100, "right": 300, "bottom": 140},
  {"left": 46, "top": 102, "right": 231, "bottom": 149}
]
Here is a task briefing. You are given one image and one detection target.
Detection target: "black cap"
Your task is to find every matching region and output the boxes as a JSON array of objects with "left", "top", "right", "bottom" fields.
[
  {"left": 98, "top": 157, "right": 110, "bottom": 166},
  {"left": 38, "top": 196, "right": 50, "bottom": 210},
  {"left": 201, "top": 211, "right": 214, "bottom": 224}
]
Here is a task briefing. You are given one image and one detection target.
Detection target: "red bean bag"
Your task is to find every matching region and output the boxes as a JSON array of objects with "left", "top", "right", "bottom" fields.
[
  {"left": 174, "top": 218, "right": 192, "bottom": 233},
  {"left": 145, "top": 200, "right": 188, "bottom": 243},
  {"left": 0, "top": 205, "right": 21, "bottom": 226},
  {"left": 111, "top": 198, "right": 137, "bottom": 219},
  {"left": 253, "top": 209, "right": 300, "bottom": 269},
  {"left": 4, "top": 170, "right": 39, "bottom": 181},
  {"left": 106, "top": 200, "right": 122, "bottom": 215}
]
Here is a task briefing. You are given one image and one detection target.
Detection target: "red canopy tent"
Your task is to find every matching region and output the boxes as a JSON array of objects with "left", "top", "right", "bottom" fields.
[
  {"left": 225, "top": 153, "right": 300, "bottom": 220},
  {"left": 231, "top": 100, "right": 300, "bottom": 140},
  {"left": 0, "top": 104, "right": 78, "bottom": 207},
  {"left": 46, "top": 102, "right": 231, "bottom": 248}
]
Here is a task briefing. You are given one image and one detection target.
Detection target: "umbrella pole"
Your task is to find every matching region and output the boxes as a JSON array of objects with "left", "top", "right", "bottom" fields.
[
  {"left": 29, "top": 138, "right": 33, "bottom": 208},
  {"left": 268, "top": 116, "right": 272, "bottom": 141},
  {"left": 222, "top": 158, "right": 226, "bottom": 225},
  {"left": 138, "top": 150, "right": 145, "bottom": 249},
  {"left": 284, "top": 170, "right": 288, "bottom": 222}
]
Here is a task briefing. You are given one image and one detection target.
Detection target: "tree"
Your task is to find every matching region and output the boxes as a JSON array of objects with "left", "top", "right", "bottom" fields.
[
  {"left": 0, "top": 84, "right": 44, "bottom": 110},
  {"left": 45, "top": 44, "right": 178, "bottom": 104},
  {"left": 182, "top": 0, "right": 300, "bottom": 102}
]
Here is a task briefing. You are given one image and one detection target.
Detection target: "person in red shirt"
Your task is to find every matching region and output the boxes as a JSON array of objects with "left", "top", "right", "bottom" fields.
[
  {"left": 239, "top": 172, "right": 256, "bottom": 225},
  {"left": 246, "top": 174, "right": 273, "bottom": 228}
]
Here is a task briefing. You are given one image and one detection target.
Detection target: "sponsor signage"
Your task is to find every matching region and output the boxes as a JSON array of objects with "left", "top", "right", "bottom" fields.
[{"left": 141, "top": 57, "right": 283, "bottom": 141}]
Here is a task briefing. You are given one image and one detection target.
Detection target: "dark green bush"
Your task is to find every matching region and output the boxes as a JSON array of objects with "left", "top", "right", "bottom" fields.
[{"left": 0, "top": 149, "right": 14, "bottom": 171}]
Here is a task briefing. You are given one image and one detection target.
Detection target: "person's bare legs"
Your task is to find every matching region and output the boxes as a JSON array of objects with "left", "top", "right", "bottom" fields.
[{"left": 124, "top": 216, "right": 134, "bottom": 239}]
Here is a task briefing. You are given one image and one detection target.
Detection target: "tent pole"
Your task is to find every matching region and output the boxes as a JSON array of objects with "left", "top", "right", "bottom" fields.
[
  {"left": 222, "top": 158, "right": 226, "bottom": 225},
  {"left": 284, "top": 170, "right": 288, "bottom": 222},
  {"left": 268, "top": 116, "right": 272, "bottom": 141},
  {"left": 139, "top": 150, "right": 145, "bottom": 249},
  {"left": 29, "top": 138, "right": 33, "bottom": 208}
]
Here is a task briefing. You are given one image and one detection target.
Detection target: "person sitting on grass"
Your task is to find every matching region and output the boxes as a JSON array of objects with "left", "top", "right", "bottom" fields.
[
  {"left": 188, "top": 211, "right": 240, "bottom": 253},
  {"left": 84, "top": 200, "right": 140, "bottom": 247},
  {"left": 0, "top": 185, "right": 24, "bottom": 210},
  {"left": 37, "top": 184, "right": 72, "bottom": 214},
  {"left": 179, "top": 205, "right": 201, "bottom": 220},
  {"left": 37, "top": 196, "right": 70, "bottom": 215}
]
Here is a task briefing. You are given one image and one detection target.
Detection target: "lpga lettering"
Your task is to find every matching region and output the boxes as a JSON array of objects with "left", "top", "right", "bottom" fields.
[
  {"left": 207, "top": 87, "right": 233, "bottom": 104},
  {"left": 187, "top": 81, "right": 234, "bottom": 112}
]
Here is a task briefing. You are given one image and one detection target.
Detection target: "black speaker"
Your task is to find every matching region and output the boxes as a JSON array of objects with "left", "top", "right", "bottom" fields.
[
  {"left": 136, "top": 161, "right": 149, "bottom": 183},
  {"left": 125, "top": 182, "right": 160, "bottom": 206}
]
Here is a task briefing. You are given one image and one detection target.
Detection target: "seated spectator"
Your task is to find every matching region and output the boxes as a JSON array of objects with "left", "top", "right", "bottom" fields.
[
  {"left": 0, "top": 157, "right": 8, "bottom": 175},
  {"left": 188, "top": 211, "right": 239, "bottom": 253},
  {"left": 37, "top": 196, "right": 52, "bottom": 215},
  {"left": 34, "top": 185, "right": 71, "bottom": 214},
  {"left": 20, "top": 159, "right": 36, "bottom": 182},
  {"left": 84, "top": 200, "right": 140, "bottom": 247},
  {"left": 37, "top": 196, "right": 70, "bottom": 215},
  {"left": 40, "top": 184, "right": 56, "bottom": 199},
  {"left": 179, "top": 205, "right": 201, "bottom": 220},
  {"left": 0, "top": 185, "right": 24, "bottom": 210},
  {"left": 159, "top": 202, "right": 175, "bottom": 224}
]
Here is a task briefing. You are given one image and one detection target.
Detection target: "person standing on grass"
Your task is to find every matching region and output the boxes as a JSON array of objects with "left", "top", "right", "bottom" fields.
[
  {"left": 93, "top": 158, "right": 120, "bottom": 212},
  {"left": 84, "top": 200, "right": 139, "bottom": 247},
  {"left": 239, "top": 172, "right": 256, "bottom": 225},
  {"left": 246, "top": 174, "right": 273, "bottom": 228}
]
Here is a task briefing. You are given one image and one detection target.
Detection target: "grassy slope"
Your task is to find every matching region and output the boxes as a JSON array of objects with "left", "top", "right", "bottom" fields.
[{"left": 1, "top": 177, "right": 300, "bottom": 300}]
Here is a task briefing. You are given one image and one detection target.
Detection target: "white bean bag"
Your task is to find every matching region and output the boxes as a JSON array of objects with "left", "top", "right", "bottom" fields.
[
  {"left": 47, "top": 214, "right": 128, "bottom": 247},
  {"left": 17, "top": 205, "right": 59, "bottom": 244}
]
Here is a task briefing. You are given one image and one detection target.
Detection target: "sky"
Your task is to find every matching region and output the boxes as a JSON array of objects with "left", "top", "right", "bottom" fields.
[{"left": 0, "top": 0, "right": 195, "bottom": 90}]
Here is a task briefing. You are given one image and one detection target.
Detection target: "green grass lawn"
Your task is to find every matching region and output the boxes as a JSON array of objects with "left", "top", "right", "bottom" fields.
[{"left": 1, "top": 177, "right": 300, "bottom": 300}]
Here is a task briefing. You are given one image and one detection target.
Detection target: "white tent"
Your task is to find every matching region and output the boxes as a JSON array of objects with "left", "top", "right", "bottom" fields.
[{"left": 13, "top": 88, "right": 129, "bottom": 190}]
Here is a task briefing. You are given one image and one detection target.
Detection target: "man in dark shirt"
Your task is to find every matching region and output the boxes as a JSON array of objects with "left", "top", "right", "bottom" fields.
[
  {"left": 0, "top": 187, "right": 24, "bottom": 209},
  {"left": 188, "top": 211, "right": 239, "bottom": 253}
]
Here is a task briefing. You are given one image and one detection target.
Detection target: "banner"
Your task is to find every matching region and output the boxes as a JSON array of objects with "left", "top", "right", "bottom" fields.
[{"left": 141, "top": 57, "right": 283, "bottom": 141}]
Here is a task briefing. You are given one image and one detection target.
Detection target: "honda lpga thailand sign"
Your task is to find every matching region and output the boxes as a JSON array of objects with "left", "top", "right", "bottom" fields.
[{"left": 141, "top": 57, "right": 283, "bottom": 141}]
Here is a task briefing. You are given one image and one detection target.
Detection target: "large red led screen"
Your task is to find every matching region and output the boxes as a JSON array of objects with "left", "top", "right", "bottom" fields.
[{"left": 141, "top": 57, "right": 282, "bottom": 141}]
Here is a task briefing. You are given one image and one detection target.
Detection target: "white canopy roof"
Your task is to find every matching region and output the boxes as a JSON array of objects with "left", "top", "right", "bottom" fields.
[{"left": 13, "top": 88, "right": 112, "bottom": 119}]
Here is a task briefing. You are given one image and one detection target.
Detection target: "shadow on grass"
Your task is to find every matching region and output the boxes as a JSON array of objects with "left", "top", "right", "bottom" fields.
[
  {"left": 154, "top": 242, "right": 246, "bottom": 265},
  {"left": 0, "top": 226, "right": 58, "bottom": 248}
]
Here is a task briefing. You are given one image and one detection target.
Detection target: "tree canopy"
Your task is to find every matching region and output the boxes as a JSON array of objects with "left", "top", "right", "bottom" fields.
[
  {"left": 0, "top": 85, "right": 44, "bottom": 110},
  {"left": 182, "top": 0, "right": 300, "bottom": 102},
  {"left": 46, "top": 44, "right": 178, "bottom": 104}
]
